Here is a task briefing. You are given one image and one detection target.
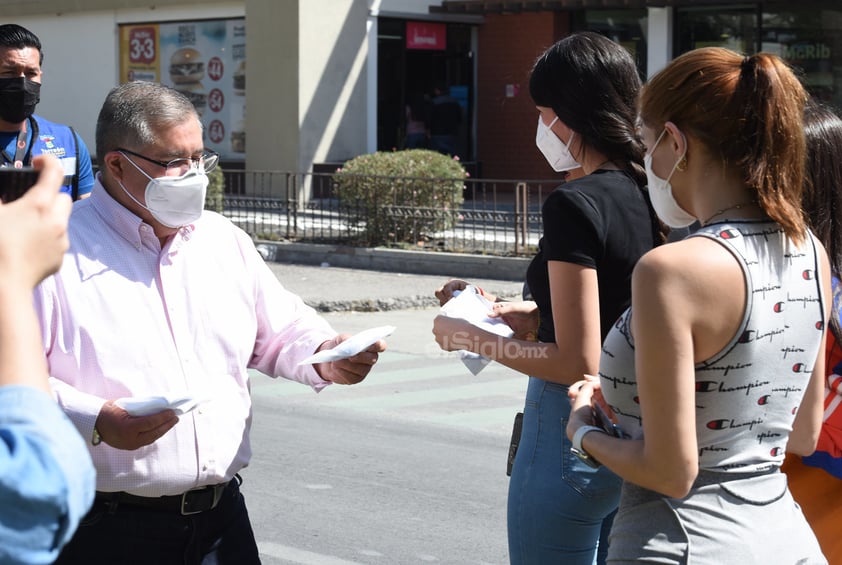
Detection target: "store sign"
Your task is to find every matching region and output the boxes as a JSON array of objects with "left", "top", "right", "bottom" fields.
[
  {"left": 783, "top": 42, "right": 831, "bottom": 61},
  {"left": 119, "top": 18, "right": 246, "bottom": 161},
  {"left": 406, "top": 22, "right": 446, "bottom": 50}
]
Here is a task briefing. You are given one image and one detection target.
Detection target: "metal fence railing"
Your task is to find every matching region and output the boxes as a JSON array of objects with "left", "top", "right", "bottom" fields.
[{"left": 219, "top": 170, "right": 559, "bottom": 257}]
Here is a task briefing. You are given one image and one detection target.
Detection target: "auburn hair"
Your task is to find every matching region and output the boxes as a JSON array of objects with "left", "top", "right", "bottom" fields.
[{"left": 640, "top": 47, "right": 808, "bottom": 243}]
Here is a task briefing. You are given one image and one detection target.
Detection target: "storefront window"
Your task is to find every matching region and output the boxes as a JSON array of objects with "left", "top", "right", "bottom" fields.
[
  {"left": 377, "top": 18, "right": 474, "bottom": 157},
  {"left": 761, "top": 9, "right": 842, "bottom": 107},
  {"left": 676, "top": 6, "right": 759, "bottom": 55},
  {"left": 573, "top": 10, "right": 649, "bottom": 77},
  {"left": 677, "top": 6, "right": 842, "bottom": 110},
  {"left": 119, "top": 19, "right": 246, "bottom": 162}
]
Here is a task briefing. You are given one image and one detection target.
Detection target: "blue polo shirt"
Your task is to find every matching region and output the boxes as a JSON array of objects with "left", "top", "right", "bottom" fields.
[{"left": 0, "top": 115, "right": 94, "bottom": 199}]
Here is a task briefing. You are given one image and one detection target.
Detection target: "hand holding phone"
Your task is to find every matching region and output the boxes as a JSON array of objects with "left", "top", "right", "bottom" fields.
[
  {"left": 0, "top": 166, "right": 40, "bottom": 202},
  {"left": 592, "top": 392, "right": 628, "bottom": 439},
  {"left": 0, "top": 156, "right": 71, "bottom": 287}
]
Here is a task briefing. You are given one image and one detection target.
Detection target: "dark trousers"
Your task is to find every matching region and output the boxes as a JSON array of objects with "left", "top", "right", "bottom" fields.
[
  {"left": 430, "top": 134, "right": 456, "bottom": 156},
  {"left": 55, "top": 478, "right": 261, "bottom": 565}
]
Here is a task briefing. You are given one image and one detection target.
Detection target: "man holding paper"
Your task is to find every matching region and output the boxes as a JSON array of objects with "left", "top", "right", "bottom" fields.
[{"left": 34, "top": 81, "right": 385, "bottom": 564}]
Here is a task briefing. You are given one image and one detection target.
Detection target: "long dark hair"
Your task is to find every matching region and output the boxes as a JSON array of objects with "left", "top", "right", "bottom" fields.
[
  {"left": 530, "top": 31, "right": 664, "bottom": 242},
  {"left": 529, "top": 31, "right": 646, "bottom": 187},
  {"left": 803, "top": 100, "right": 842, "bottom": 339}
]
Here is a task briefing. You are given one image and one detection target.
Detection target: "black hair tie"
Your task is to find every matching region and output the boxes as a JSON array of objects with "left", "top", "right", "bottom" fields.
[{"left": 741, "top": 55, "right": 754, "bottom": 72}]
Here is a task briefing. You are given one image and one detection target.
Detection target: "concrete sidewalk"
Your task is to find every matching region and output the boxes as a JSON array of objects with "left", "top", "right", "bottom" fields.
[
  {"left": 257, "top": 241, "right": 530, "bottom": 285},
  {"left": 267, "top": 260, "right": 526, "bottom": 312}
]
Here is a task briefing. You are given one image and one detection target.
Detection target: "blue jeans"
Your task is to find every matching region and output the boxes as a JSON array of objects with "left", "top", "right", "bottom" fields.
[
  {"left": 508, "top": 377, "right": 622, "bottom": 565},
  {"left": 404, "top": 132, "right": 428, "bottom": 149},
  {"left": 55, "top": 478, "right": 260, "bottom": 565},
  {"left": 430, "top": 134, "right": 456, "bottom": 156}
]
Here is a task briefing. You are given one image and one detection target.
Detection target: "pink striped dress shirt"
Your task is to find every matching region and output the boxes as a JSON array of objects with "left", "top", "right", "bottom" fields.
[{"left": 33, "top": 177, "right": 337, "bottom": 497}]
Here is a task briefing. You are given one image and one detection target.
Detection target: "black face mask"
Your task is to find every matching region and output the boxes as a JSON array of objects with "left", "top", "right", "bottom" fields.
[{"left": 0, "top": 77, "right": 40, "bottom": 124}]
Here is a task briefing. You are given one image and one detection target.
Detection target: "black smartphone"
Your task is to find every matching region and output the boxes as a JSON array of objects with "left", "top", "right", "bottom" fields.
[
  {"left": 0, "top": 167, "right": 40, "bottom": 202},
  {"left": 507, "top": 411, "right": 524, "bottom": 476},
  {"left": 592, "top": 400, "right": 627, "bottom": 439}
]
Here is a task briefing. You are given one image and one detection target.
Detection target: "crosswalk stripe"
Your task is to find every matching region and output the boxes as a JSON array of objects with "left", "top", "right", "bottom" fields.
[
  {"left": 258, "top": 541, "right": 366, "bottom": 565},
  {"left": 249, "top": 350, "right": 526, "bottom": 439},
  {"left": 250, "top": 354, "right": 477, "bottom": 396},
  {"left": 298, "top": 378, "right": 523, "bottom": 409}
]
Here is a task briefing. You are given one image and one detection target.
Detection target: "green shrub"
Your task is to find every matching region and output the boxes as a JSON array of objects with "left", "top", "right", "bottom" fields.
[
  {"left": 205, "top": 166, "right": 225, "bottom": 213},
  {"left": 333, "top": 149, "right": 467, "bottom": 245}
]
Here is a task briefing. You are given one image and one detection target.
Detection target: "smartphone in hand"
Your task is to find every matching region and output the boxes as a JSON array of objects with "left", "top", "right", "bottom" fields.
[
  {"left": 0, "top": 167, "right": 40, "bottom": 202},
  {"left": 592, "top": 396, "right": 628, "bottom": 439}
]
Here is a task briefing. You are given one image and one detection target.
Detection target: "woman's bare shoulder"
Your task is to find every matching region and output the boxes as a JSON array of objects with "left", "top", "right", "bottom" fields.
[{"left": 634, "top": 237, "right": 742, "bottom": 295}]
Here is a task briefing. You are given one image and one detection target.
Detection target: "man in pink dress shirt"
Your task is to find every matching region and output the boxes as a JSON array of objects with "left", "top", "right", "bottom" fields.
[{"left": 35, "top": 81, "right": 386, "bottom": 564}]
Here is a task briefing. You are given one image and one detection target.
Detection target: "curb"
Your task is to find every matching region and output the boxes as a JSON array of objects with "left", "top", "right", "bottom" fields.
[
  {"left": 305, "top": 296, "right": 439, "bottom": 313},
  {"left": 255, "top": 241, "right": 530, "bottom": 281}
]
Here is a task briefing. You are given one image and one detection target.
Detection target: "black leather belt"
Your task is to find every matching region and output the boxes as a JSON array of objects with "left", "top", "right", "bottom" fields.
[{"left": 95, "top": 475, "right": 239, "bottom": 516}]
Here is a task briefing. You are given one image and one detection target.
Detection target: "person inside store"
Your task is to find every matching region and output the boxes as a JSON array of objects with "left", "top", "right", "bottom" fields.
[
  {"left": 0, "top": 24, "right": 94, "bottom": 200},
  {"left": 567, "top": 47, "right": 829, "bottom": 563},
  {"left": 0, "top": 155, "right": 95, "bottom": 564},
  {"left": 38, "top": 81, "right": 386, "bottom": 564},
  {"left": 432, "top": 31, "right": 662, "bottom": 565},
  {"left": 429, "top": 82, "right": 462, "bottom": 156},
  {"left": 781, "top": 100, "right": 842, "bottom": 564},
  {"left": 403, "top": 91, "right": 431, "bottom": 149}
]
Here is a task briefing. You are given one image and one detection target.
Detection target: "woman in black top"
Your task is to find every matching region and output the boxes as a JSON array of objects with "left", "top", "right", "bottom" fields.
[{"left": 433, "top": 32, "right": 660, "bottom": 564}]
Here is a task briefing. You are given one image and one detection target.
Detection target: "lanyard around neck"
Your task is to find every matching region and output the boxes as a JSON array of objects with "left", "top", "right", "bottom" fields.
[{"left": 1, "top": 116, "right": 37, "bottom": 167}]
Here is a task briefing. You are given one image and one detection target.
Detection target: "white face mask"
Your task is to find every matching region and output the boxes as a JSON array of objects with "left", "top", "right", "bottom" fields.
[
  {"left": 120, "top": 154, "right": 209, "bottom": 228},
  {"left": 644, "top": 129, "right": 696, "bottom": 228},
  {"left": 535, "top": 116, "right": 581, "bottom": 172}
]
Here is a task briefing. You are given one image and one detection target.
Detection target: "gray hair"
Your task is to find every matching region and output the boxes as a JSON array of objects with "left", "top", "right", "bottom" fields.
[{"left": 95, "top": 81, "right": 200, "bottom": 158}]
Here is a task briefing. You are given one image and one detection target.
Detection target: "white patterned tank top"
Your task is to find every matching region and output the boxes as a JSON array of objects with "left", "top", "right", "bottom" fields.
[{"left": 599, "top": 220, "right": 825, "bottom": 472}]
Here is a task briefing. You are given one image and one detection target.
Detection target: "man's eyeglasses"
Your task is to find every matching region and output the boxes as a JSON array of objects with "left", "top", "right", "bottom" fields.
[{"left": 117, "top": 147, "right": 219, "bottom": 175}]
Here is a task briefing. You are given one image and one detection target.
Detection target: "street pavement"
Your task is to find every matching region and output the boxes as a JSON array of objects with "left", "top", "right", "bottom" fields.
[
  {"left": 265, "top": 261, "right": 527, "bottom": 313},
  {"left": 263, "top": 259, "right": 528, "bottom": 441},
  {"left": 241, "top": 261, "right": 529, "bottom": 564}
]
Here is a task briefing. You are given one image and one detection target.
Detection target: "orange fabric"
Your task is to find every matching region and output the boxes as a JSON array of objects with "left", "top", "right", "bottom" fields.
[
  {"left": 815, "top": 339, "right": 842, "bottom": 459},
  {"left": 783, "top": 455, "right": 842, "bottom": 564},
  {"left": 783, "top": 331, "right": 842, "bottom": 564}
]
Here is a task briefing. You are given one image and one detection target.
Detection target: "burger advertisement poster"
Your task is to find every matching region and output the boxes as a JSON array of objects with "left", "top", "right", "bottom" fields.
[{"left": 119, "top": 19, "right": 246, "bottom": 160}]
